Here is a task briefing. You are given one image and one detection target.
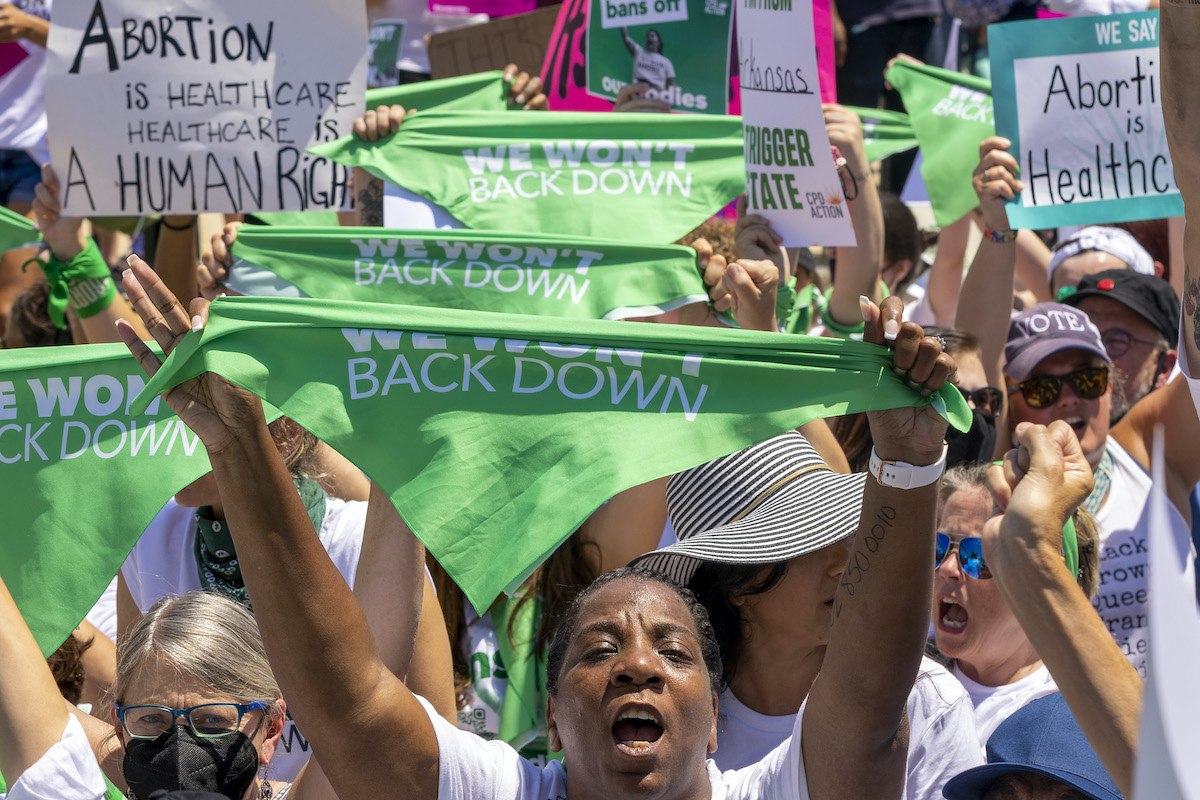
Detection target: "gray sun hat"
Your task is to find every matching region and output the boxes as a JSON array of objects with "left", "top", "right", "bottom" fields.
[{"left": 632, "top": 430, "right": 867, "bottom": 586}]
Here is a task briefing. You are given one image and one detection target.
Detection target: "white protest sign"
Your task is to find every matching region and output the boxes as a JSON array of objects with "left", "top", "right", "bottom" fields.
[
  {"left": 45, "top": 0, "right": 367, "bottom": 215},
  {"left": 598, "top": 0, "right": 689, "bottom": 29},
  {"left": 990, "top": 12, "right": 1182, "bottom": 229},
  {"left": 736, "top": 0, "right": 854, "bottom": 246}
]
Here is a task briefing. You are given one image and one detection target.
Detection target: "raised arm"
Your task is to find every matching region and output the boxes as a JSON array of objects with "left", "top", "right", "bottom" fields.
[
  {"left": 804, "top": 295, "right": 953, "bottom": 799},
  {"left": 620, "top": 26, "right": 637, "bottom": 55},
  {"left": 116, "top": 259, "right": 440, "bottom": 799},
  {"left": 983, "top": 421, "right": 1142, "bottom": 797},
  {"left": 826, "top": 105, "right": 885, "bottom": 329}
]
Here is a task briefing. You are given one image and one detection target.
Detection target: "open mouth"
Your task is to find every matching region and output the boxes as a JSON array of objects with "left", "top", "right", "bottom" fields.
[
  {"left": 1063, "top": 416, "right": 1087, "bottom": 437},
  {"left": 938, "top": 598, "right": 968, "bottom": 632},
  {"left": 612, "top": 709, "right": 664, "bottom": 753}
]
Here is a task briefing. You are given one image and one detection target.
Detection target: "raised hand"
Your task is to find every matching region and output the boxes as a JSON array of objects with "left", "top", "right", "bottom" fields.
[
  {"left": 504, "top": 64, "right": 547, "bottom": 110},
  {"left": 972, "top": 136, "right": 1024, "bottom": 234},
  {"left": 198, "top": 221, "right": 243, "bottom": 301},
  {"left": 31, "top": 164, "right": 87, "bottom": 261}
]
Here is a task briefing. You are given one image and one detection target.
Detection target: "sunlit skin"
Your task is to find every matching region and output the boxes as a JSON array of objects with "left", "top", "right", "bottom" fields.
[
  {"left": 932, "top": 488, "right": 1042, "bottom": 687},
  {"left": 981, "top": 771, "right": 1092, "bottom": 800},
  {"left": 114, "top": 661, "right": 284, "bottom": 800},
  {"left": 1073, "top": 295, "right": 1173, "bottom": 409},
  {"left": 1006, "top": 349, "right": 1112, "bottom": 470},
  {"left": 953, "top": 351, "right": 989, "bottom": 396},
  {"left": 1050, "top": 251, "right": 1130, "bottom": 298},
  {"left": 546, "top": 577, "right": 718, "bottom": 800}
]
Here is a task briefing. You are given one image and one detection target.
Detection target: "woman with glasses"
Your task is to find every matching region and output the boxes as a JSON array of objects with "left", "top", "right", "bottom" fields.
[{"left": 931, "top": 462, "right": 1099, "bottom": 749}]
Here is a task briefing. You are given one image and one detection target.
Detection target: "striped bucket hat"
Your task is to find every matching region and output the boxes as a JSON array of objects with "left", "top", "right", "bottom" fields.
[{"left": 632, "top": 430, "right": 867, "bottom": 586}]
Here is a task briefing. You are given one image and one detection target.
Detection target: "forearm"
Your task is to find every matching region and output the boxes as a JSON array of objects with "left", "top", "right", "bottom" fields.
[
  {"left": 955, "top": 238, "right": 1016, "bottom": 384},
  {"left": 19, "top": 13, "right": 48, "bottom": 47},
  {"left": 352, "top": 168, "right": 384, "bottom": 228},
  {"left": 830, "top": 180, "right": 884, "bottom": 325},
  {"left": 1013, "top": 229, "right": 1051, "bottom": 304},
  {"left": 925, "top": 215, "right": 969, "bottom": 327},
  {"left": 152, "top": 217, "right": 199, "bottom": 303},
  {"left": 991, "top": 534, "right": 1141, "bottom": 796}
]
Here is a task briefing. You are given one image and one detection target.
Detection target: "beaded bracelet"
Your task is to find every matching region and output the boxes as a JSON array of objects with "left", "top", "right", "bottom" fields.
[{"left": 982, "top": 227, "right": 1018, "bottom": 243}]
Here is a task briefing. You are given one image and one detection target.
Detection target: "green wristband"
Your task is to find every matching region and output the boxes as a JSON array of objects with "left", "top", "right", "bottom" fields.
[{"left": 40, "top": 240, "right": 114, "bottom": 327}]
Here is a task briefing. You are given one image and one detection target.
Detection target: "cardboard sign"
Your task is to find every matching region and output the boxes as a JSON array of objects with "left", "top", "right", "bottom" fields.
[
  {"left": 737, "top": 0, "right": 853, "bottom": 245},
  {"left": 991, "top": 12, "right": 1183, "bottom": 229},
  {"left": 585, "top": 0, "right": 732, "bottom": 113},
  {"left": 45, "top": 0, "right": 367, "bottom": 215},
  {"left": 428, "top": 5, "right": 561, "bottom": 79}
]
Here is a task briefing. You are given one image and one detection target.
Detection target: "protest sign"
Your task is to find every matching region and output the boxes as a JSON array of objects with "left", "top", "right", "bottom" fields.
[
  {"left": 990, "top": 12, "right": 1182, "bottom": 228},
  {"left": 428, "top": 6, "right": 562, "bottom": 79},
  {"left": 0, "top": 343, "right": 212, "bottom": 654},
  {"left": 540, "top": 0, "right": 615, "bottom": 111},
  {"left": 309, "top": 110, "right": 745, "bottom": 242},
  {"left": 132, "top": 295, "right": 970, "bottom": 612},
  {"left": 226, "top": 225, "right": 709, "bottom": 319},
  {"left": 886, "top": 60, "right": 995, "bottom": 226},
  {"left": 429, "top": 0, "right": 537, "bottom": 24},
  {"left": 367, "top": 19, "right": 407, "bottom": 88},
  {"left": 0, "top": 205, "right": 38, "bottom": 254},
  {"left": 737, "top": 0, "right": 854, "bottom": 246},
  {"left": 585, "top": 0, "right": 732, "bottom": 113},
  {"left": 44, "top": 0, "right": 367, "bottom": 216},
  {"left": 366, "top": 70, "right": 510, "bottom": 113},
  {"left": 847, "top": 106, "right": 918, "bottom": 164}
]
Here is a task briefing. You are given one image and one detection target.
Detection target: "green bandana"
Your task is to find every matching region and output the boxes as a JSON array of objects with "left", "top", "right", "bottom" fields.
[
  {"left": 0, "top": 205, "right": 38, "bottom": 254},
  {"left": 38, "top": 241, "right": 116, "bottom": 329},
  {"left": 195, "top": 476, "right": 327, "bottom": 611},
  {"left": 884, "top": 62, "right": 995, "bottom": 226},
  {"left": 844, "top": 106, "right": 919, "bottom": 164},
  {"left": 227, "top": 225, "right": 709, "bottom": 320},
  {"left": 780, "top": 283, "right": 818, "bottom": 335},
  {"left": 366, "top": 71, "right": 510, "bottom": 113},
  {"left": 309, "top": 111, "right": 746, "bottom": 243},
  {"left": 0, "top": 344, "right": 212, "bottom": 655},
  {"left": 132, "top": 296, "right": 970, "bottom": 612},
  {"left": 490, "top": 596, "right": 557, "bottom": 761}
]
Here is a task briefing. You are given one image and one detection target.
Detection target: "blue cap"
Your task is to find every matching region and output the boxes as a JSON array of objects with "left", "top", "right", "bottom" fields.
[{"left": 942, "top": 694, "right": 1124, "bottom": 800}]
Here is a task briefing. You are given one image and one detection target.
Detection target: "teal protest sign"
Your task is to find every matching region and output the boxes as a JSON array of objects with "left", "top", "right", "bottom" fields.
[
  {"left": 366, "top": 70, "right": 509, "bottom": 112},
  {"left": 586, "top": 0, "right": 732, "bottom": 113},
  {"left": 226, "top": 225, "right": 709, "bottom": 319},
  {"left": 991, "top": 12, "right": 1181, "bottom": 228},
  {"left": 0, "top": 344, "right": 212, "bottom": 655},
  {"left": 133, "top": 296, "right": 970, "bottom": 612},
  {"left": 309, "top": 110, "right": 746, "bottom": 242}
]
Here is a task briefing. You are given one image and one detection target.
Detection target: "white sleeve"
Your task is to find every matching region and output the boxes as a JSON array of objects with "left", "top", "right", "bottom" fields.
[
  {"left": 4, "top": 716, "right": 106, "bottom": 800},
  {"left": 415, "top": 695, "right": 556, "bottom": 800},
  {"left": 1045, "top": 0, "right": 1150, "bottom": 14},
  {"left": 903, "top": 675, "right": 985, "bottom": 800},
  {"left": 716, "top": 703, "right": 809, "bottom": 800}
]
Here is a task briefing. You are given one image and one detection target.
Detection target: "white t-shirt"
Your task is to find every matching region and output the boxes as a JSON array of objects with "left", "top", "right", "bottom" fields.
[
  {"left": 953, "top": 663, "right": 1058, "bottom": 749},
  {"left": 120, "top": 496, "right": 367, "bottom": 783},
  {"left": 630, "top": 42, "right": 676, "bottom": 90},
  {"left": 0, "top": 0, "right": 50, "bottom": 160},
  {"left": 714, "top": 656, "right": 982, "bottom": 800},
  {"left": 1, "top": 716, "right": 106, "bottom": 800},
  {"left": 420, "top": 693, "right": 811, "bottom": 800}
]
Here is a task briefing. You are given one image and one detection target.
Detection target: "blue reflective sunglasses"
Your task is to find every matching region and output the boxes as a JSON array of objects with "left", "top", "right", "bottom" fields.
[{"left": 934, "top": 533, "right": 992, "bottom": 579}]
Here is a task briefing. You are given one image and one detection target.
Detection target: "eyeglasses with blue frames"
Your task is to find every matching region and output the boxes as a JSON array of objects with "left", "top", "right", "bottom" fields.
[
  {"left": 934, "top": 533, "right": 992, "bottom": 579},
  {"left": 115, "top": 701, "right": 270, "bottom": 739}
]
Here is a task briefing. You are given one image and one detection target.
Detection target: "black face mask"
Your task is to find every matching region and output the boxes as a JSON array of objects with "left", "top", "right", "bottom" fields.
[
  {"left": 124, "top": 725, "right": 260, "bottom": 800},
  {"left": 946, "top": 405, "right": 998, "bottom": 468}
]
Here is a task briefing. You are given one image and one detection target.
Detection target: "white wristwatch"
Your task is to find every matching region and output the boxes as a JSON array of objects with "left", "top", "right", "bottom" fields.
[{"left": 869, "top": 444, "right": 948, "bottom": 489}]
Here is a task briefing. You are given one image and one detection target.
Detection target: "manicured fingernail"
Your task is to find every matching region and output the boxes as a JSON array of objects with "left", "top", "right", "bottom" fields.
[
  {"left": 121, "top": 268, "right": 132, "bottom": 281},
  {"left": 515, "top": 94, "right": 526, "bottom": 104},
  {"left": 883, "top": 319, "right": 900, "bottom": 340},
  {"left": 218, "top": 292, "right": 227, "bottom": 299},
  {"left": 906, "top": 379, "right": 921, "bottom": 390},
  {"left": 190, "top": 315, "right": 203, "bottom": 332},
  {"left": 859, "top": 295, "right": 872, "bottom": 322},
  {"left": 126, "top": 254, "right": 137, "bottom": 266}
]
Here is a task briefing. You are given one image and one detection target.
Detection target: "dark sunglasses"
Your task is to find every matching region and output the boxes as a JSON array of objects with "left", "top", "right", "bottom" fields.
[
  {"left": 934, "top": 533, "right": 992, "bottom": 579},
  {"left": 956, "top": 385, "right": 1003, "bottom": 417},
  {"left": 1007, "top": 367, "right": 1109, "bottom": 410}
]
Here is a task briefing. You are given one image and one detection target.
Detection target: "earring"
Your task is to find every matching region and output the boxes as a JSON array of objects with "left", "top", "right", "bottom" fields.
[{"left": 259, "top": 779, "right": 273, "bottom": 798}]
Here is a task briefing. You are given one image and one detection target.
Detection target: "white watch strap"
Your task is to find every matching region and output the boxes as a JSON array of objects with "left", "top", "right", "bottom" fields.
[{"left": 869, "top": 444, "right": 948, "bottom": 489}]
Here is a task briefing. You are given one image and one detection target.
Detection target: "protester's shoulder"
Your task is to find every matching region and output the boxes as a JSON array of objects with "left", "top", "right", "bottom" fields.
[
  {"left": 912, "top": 655, "right": 972, "bottom": 709},
  {"left": 5, "top": 716, "right": 106, "bottom": 800},
  {"left": 709, "top": 713, "right": 809, "bottom": 800},
  {"left": 318, "top": 496, "right": 367, "bottom": 582}
]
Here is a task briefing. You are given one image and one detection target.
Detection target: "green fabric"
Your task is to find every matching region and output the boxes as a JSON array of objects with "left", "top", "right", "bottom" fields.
[
  {"left": 0, "top": 205, "right": 38, "bottom": 254},
  {"left": 844, "top": 106, "right": 919, "bottom": 164},
  {"left": 194, "top": 477, "right": 327, "bottom": 611},
  {"left": 251, "top": 211, "right": 341, "bottom": 228},
  {"left": 490, "top": 596, "right": 559, "bottom": 761},
  {"left": 366, "top": 71, "right": 509, "bottom": 113},
  {"left": 884, "top": 62, "right": 995, "bottom": 226},
  {"left": 39, "top": 241, "right": 115, "bottom": 328},
  {"left": 0, "top": 769, "right": 123, "bottom": 797},
  {"left": 0, "top": 343, "right": 212, "bottom": 656},
  {"left": 131, "top": 296, "right": 971, "bottom": 612},
  {"left": 780, "top": 283, "right": 818, "bottom": 335},
  {"left": 309, "top": 111, "right": 746, "bottom": 243},
  {"left": 228, "top": 225, "right": 709, "bottom": 320}
]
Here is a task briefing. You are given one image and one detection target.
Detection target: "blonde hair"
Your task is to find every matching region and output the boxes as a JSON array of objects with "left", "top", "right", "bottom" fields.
[{"left": 116, "top": 592, "right": 282, "bottom": 724}]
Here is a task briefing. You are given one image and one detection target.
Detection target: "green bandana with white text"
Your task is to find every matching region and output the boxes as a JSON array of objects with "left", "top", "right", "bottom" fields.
[
  {"left": 132, "top": 296, "right": 970, "bottom": 613},
  {"left": 309, "top": 111, "right": 746, "bottom": 243},
  {"left": 226, "top": 226, "right": 709, "bottom": 320},
  {"left": 884, "top": 62, "right": 995, "bottom": 226},
  {"left": 0, "top": 344, "right": 212, "bottom": 654}
]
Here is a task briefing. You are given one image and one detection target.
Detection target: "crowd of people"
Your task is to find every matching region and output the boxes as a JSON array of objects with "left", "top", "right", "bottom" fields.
[{"left": 1, "top": 0, "right": 1199, "bottom": 799}]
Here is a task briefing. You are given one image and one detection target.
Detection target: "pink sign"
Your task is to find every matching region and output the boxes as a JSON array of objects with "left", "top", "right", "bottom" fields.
[
  {"left": 429, "top": 0, "right": 535, "bottom": 17},
  {"left": 539, "top": 0, "right": 614, "bottom": 111},
  {"left": 813, "top": 0, "right": 836, "bottom": 103}
]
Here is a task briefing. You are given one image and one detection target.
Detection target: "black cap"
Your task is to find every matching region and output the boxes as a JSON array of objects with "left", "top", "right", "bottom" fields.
[
  {"left": 147, "top": 792, "right": 232, "bottom": 800},
  {"left": 1064, "top": 268, "right": 1179, "bottom": 348}
]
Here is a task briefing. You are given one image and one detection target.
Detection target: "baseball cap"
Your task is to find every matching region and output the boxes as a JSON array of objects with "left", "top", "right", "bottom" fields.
[
  {"left": 1063, "top": 269, "right": 1179, "bottom": 348},
  {"left": 943, "top": 693, "right": 1123, "bottom": 800},
  {"left": 1004, "top": 303, "right": 1111, "bottom": 382}
]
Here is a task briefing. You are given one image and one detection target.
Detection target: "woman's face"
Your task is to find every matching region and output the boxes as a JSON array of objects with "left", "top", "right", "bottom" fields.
[
  {"left": 645, "top": 30, "right": 662, "bottom": 52},
  {"left": 931, "top": 487, "right": 1030, "bottom": 684},
  {"left": 739, "top": 540, "right": 850, "bottom": 650}
]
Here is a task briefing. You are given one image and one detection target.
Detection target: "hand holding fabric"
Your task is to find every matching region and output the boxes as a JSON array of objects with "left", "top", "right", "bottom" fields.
[
  {"left": 504, "top": 64, "right": 547, "bottom": 110},
  {"left": 199, "top": 222, "right": 243, "bottom": 301},
  {"left": 722, "top": 259, "right": 779, "bottom": 332}
]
